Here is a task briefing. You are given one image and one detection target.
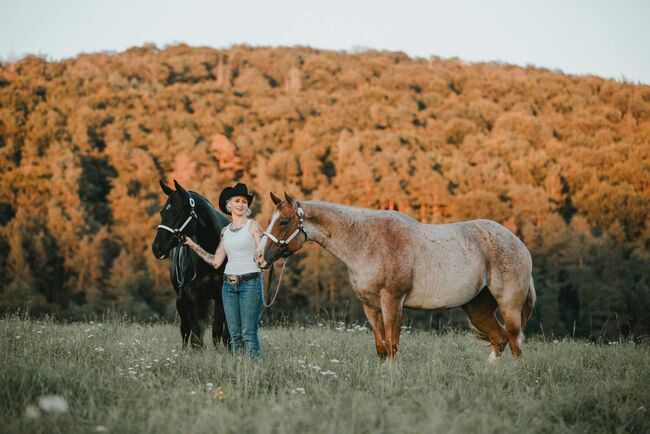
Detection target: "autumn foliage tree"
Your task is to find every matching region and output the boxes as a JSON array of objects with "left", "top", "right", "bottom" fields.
[{"left": 0, "top": 44, "right": 648, "bottom": 337}]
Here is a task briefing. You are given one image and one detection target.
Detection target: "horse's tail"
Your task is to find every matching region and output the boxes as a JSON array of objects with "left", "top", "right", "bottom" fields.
[
  {"left": 467, "top": 320, "right": 491, "bottom": 343},
  {"left": 521, "top": 275, "right": 536, "bottom": 331}
]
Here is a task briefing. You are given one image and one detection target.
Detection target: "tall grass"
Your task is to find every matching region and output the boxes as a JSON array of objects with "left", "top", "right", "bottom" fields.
[{"left": 1, "top": 315, "right": 648, "bottom": 433}]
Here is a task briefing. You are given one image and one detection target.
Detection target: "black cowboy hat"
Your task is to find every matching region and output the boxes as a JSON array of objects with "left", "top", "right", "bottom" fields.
[{"left": 219, "top": 183, "right": 254, "bottom": 215}]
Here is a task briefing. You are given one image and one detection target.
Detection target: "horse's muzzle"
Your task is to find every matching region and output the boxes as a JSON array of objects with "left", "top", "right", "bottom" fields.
[{"left": 152, "top": 242, "right": 169, "bottom": 260}]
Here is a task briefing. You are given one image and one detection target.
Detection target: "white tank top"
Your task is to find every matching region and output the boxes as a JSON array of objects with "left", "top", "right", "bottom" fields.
[{"left": 223, "top": 219, "right": 261, "bottom": 275}]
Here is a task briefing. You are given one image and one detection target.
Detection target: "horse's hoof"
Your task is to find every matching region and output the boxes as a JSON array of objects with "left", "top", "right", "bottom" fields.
[{"left": 487, "top": 350, "right": 498, "bottom": 363}]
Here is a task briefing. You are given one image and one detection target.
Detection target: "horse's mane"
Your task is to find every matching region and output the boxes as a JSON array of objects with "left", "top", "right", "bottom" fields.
[
  {"left": 308, "top": 200, "right": 420, "bottom": 224},
  {"left": 189, "top": 191, "right": 230, "bottom": 232}
]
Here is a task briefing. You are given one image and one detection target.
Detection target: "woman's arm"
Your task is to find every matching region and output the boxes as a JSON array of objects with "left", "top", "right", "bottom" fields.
[
  {"left": 249, "top": 220, "right": 264, "bottom": 247},
  {"left": 182, "top": 230, "right": 227, "bottom": 269}
]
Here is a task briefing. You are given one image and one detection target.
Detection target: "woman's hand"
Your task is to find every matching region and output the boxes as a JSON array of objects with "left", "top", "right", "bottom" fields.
[{"left": 179, "top": 235, "right": 195, "bottom": 248}]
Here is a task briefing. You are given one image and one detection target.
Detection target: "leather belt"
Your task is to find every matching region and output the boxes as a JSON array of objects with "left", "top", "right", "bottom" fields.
[{"left": 224, "top": 272, "right": 260, "bottom": 286}]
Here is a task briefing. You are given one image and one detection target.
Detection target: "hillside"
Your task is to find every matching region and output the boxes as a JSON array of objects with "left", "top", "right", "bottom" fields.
[{"left": 0, "top": 44, "right": 648, "bottom": 336}]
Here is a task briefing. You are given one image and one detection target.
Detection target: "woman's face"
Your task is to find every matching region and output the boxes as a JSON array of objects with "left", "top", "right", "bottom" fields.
[{"left": 228, "top": 196, "right": 249, "bottom": 216}]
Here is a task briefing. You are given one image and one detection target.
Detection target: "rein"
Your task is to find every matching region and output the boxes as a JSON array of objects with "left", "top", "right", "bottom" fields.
[{"left": 157, "top": 197, "right": 198, "bottom": 238}]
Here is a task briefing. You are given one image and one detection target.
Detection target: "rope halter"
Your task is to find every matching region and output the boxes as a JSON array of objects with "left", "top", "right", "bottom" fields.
[{"left": 157, "top": 196, "right": 198, "bottom": 238}]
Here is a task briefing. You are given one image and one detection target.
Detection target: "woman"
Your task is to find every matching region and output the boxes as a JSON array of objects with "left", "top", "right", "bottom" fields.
[{"left": 182, "top": 183, "right": 265, "bottom": 358}]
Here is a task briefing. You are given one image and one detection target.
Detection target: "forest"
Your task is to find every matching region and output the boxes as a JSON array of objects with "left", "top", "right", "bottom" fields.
[{"left": 0, "top": 44, "right": 648, "bottom": 338}]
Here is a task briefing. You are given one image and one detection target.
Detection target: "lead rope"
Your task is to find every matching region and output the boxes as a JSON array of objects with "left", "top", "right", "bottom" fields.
[
  {"left": 259, "top": 258, "right": 288, "bottom": 324},
  {"left": 174, "top": 245, "right": 197, "bottom": 288},
  {"left": 175, "top": 246, "right": 186, "bottom": 288},
  {"left": 263, "top": 258, "right": 287, "bottom": 309}
]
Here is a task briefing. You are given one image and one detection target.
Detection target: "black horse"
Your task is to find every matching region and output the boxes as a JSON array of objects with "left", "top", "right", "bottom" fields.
[{"left": 151, "top": 179, "right": 230, "bottom": 348}]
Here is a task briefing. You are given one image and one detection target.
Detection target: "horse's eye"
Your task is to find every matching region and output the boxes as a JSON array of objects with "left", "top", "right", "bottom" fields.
[{"left": 279, "top": 219, "right": 290, "bottom": 226}]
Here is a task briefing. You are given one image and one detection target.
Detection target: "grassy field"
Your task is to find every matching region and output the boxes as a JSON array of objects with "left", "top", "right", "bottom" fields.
[{"left": 1, "top": 315, "right": 648, "bottom": 434}]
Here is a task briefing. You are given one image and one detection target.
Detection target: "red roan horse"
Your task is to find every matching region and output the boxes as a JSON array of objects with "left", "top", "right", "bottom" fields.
[{"left": 255, "top": 193, "right": 536, "bottom": 362}]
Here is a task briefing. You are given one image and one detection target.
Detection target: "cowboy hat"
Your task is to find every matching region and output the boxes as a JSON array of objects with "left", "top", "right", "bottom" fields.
[{"left": 218, "top": 183, "right": 254, "bottom": 215}]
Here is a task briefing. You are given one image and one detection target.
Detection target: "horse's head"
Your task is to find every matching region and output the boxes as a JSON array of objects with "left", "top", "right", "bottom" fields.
[
  {"left": 255, "top": 191, "right": 307, "bottom": 269},
  {"left": 152, "top": 179, "right": 199, "bottom": 259}
]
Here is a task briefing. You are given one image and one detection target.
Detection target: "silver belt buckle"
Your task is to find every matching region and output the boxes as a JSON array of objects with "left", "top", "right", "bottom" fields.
[{"left": 227, "top": 275, "right": 240, "bottom": 285}]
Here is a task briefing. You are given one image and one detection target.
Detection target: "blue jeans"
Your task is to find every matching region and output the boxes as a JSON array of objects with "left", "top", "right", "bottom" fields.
[{"left": 222, "top": 274, "right": 264, "bottom": 358}]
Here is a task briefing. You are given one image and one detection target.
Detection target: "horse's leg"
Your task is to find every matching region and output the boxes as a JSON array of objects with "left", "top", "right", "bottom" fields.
[
  {"left": 379, "top": 291, "right": 404, "bottom": 360},
  {"left": 184, "top": 294, "right": 205, "bottom": 349},
  {"left": 195, "top": 297, "right": 209, "bottom": 349},
  {"left": 501, "top": 306, "right": 523, "bottom": 357},
  {"left": 362, "top": 304, "right": 388, "bottom": 360},
  {"left": 461, "top": 287, "right": 508, "bottom": 362},
  {"left": 177, "top": 296, "right": 191, "bottom": 349},
  {"left": 212, "top": 290, "right": 229, "bottom": 348},
  {"left": 491, "top": 283, "right": 526, "bottom": 358}
]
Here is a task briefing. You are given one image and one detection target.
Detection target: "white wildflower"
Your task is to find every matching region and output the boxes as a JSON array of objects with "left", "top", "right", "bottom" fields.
[
  {"left": 94, "top": 347, "right": 104, "bottom": 352},
  {"left": 38, "top": 395, "right": 69, "bottom": 413},
  {"left": 95, "top": 425, "right": 108, "bottom": 432},
  {"left": 330, "top": 359, "right": 340, "bottom": 363},
  {"left": 25, "top": 405, "right": 40, "bottom": 418}
]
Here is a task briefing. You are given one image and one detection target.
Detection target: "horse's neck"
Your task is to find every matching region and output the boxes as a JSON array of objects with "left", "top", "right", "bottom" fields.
[
  {"left": 303, "top": 201, "right": 371, "bottom": 267},
  {"left": 194, "top": 203, "right": 221, "bottom": 252}
]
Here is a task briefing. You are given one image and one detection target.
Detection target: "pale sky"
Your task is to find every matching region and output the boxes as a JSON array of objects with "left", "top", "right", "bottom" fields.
[{"left": 1, "top": 0, "right": 648, "bottom": 83}]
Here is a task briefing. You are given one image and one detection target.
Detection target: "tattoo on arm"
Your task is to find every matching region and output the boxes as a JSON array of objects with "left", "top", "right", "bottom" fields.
[
  {"left": 250, "top": 220, "right": 263, "bottom": 246},
  {"left": 190, "top": 227, "right": 227, "bottom": 269},
  {"left": 191, "top": 243, "right": 216, "bottom": 266}
]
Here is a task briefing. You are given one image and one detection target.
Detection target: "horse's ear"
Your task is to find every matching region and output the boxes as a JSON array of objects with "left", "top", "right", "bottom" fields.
[
  {"left": 160, "top": 179, "right": 174, "bottom": 196},
  {"left": 284, "top": 191, "right": 296, "bottom": 205},
  {"left": 173, "top": 179, "right": 190, "bottom": 200},
  {"left": 270, "top": 192, "right": 282, "bottom": 205}
]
